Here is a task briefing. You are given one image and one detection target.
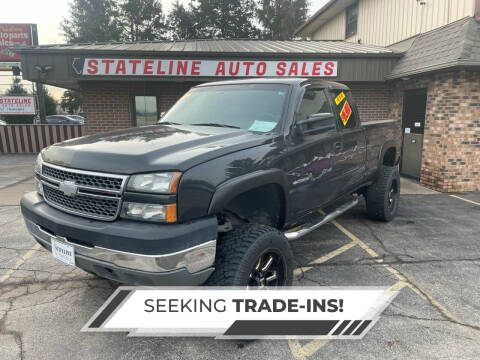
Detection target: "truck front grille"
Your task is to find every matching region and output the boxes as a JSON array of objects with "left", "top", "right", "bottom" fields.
[
  {"left": 39, "top": 163, "right": 127, "bottom": 221},
  {"left": 43, "top": 164, "right": 123, "bottom": 191},
  {"left": 43, "top": 186, "right": 120, "bottom": 219}
]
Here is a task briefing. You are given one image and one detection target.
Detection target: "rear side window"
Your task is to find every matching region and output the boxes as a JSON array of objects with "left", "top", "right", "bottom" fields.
[{"left": 330, "top": 90, "right": 357, "bottom": 129}]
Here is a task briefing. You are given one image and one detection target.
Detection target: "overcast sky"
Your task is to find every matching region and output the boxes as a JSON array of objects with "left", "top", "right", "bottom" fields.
[{"left": 0, "top": 0, "right": 329, "bottom": 98}]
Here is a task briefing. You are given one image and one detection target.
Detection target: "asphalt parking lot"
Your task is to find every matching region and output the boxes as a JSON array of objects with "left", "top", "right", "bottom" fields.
[{"left": 1, "top": 154, "right": 479, "bottom": 360}]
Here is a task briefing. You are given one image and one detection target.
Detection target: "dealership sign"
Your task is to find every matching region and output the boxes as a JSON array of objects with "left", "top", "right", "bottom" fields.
[
  {"left": 77, "top": 58, "right": 338, "bottom": 77},
  {"left": 0, "top": 96, "right": 36, "bottom": 115},
  {"left": 0, "top": 24, "right": 32, "bottom": 61}
]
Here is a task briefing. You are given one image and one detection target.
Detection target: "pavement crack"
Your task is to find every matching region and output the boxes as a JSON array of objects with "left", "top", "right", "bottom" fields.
[
  {"left": 388, "top": 266, "right": 480, "bottom": 333},
  {"left": 0, "top": 300, "right": 25, "bottom": 360},
  {"left": 384, "top": 312, "right": 448, "bottom": 323},
  {"left": 0, "top": 176, "right": 34, "bottom": 191}
]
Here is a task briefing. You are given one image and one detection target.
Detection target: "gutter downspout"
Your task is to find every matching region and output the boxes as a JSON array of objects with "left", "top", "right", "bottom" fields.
[{"left": 476, "top": 0, "right": 480, "bottom": 22}]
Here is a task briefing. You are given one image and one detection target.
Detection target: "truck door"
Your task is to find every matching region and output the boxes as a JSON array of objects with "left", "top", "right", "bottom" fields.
[
  {"left": 286, "top": 87, "right": 344, "bottom": 217},
  {"left": 329, "top": 89, "right": 367, "bottom": 194}
]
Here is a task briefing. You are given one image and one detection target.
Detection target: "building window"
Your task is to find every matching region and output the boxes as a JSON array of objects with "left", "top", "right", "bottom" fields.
[
  {"left": 134, "top": 96, "right": 158, "bottom": 127},
  {"left": 345, "top": 2, "right": 358, "bottom": 38}
]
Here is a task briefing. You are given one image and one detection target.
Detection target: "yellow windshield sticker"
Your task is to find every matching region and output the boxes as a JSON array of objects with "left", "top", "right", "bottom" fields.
[
  {"left": 340, "top": 101, "right": 352, "bottom": 126},
  {"left": 335, "top": 91, "right": 345, "bottom": 105}
]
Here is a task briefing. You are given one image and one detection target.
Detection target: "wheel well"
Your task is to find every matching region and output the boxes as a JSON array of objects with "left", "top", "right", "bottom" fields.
[
  {"left": 220, "top": 184, "right": 286, "bottom": 229},
  {"left": 383, "top": 147, "right": 396, "bottom": 166}
]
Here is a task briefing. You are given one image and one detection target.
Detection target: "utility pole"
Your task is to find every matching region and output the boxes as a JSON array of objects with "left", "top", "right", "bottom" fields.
[{"left": 30, "top": 25, "right": 46, "bottom": 124}]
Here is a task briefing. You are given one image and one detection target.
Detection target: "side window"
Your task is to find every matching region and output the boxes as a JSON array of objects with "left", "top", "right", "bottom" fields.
[
  {"left": 331, "top": 89, "right": 358, "bottom": 129},
  {"left": 297, "top": 89, "right": 331, "bottom": 121},
  {"left": 297, "top": 88, "right": 336, "bottom": 134},
  {"left": 345, "top": 2, "right": 358, "bottom": 38}
]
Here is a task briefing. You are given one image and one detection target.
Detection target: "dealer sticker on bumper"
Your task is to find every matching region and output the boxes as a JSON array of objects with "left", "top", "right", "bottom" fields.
[{"left": 51, "top": 237, "right": 75, "bottom": 266}]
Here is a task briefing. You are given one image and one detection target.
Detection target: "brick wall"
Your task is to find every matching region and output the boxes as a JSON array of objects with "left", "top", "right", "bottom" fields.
[
  {"left": 81, "top": 81, "right": 199, "bottom": 135},
  {"left": 348, "top": 83, "right": 392, "bottom": 122},
  {"left": 389, "top": 70, "right": 480, "bottom": 192},
  {"left": 81, "top": 82, "right": 132, "bottom": 135}
]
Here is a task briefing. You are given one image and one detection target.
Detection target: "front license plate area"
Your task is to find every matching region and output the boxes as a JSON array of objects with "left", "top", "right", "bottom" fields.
[{"left": 51, "top": 237, "right": 75, "bottom": 266}]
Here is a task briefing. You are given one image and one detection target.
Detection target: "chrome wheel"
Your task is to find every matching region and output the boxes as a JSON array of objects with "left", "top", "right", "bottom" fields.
[
  {"left": 247, "top": 250, "right": 286, "bottom": 288},
  {"left": 387, "top": 180, "right": 398, "bottom": 211}
]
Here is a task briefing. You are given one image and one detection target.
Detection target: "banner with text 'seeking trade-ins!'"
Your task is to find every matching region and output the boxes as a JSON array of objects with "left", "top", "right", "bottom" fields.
[{"left": 83, "top": 286, "right": 399, "bottom": 339}]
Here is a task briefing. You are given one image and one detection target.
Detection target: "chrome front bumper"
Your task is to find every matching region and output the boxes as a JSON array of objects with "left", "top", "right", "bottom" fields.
[{"left": 25, "top": 218, "right": 216, "bottom": 274}]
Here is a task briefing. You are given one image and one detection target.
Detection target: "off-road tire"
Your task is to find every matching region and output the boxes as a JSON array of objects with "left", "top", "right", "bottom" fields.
[
  {"left": 206, "top": 224, "right": 293, "bottom": 286},
  {"left": 365, "top": 165, "right": 400, "bottom": 222}
]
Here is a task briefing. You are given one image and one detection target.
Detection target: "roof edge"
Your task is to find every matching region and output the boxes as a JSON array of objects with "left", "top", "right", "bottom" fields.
[
  {"left": 295, "top": 0, "right": 340, "bottom": 36},
  {"left": 386, "top": 60, "right": 480, "bottom": 80}
]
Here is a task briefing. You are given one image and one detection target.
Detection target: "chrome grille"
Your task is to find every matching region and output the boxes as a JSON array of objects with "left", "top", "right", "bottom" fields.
[
  {"left": 39, "top": 163, "right": 127, "bottom": 221},
  {"left": 43, "top": 186, "right": 120, "bottom": 219},
  {"left": 42, "top": 164, "right": 123, "bottom": 191}
]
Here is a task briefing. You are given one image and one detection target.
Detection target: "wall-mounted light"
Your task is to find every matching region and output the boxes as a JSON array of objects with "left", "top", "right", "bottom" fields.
[{"left": 34, "top": 65, "right": 53, "bottom": 76}]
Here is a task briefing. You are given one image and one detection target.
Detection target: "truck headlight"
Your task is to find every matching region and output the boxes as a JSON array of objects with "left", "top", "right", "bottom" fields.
[
  {"left": 34, "top": 154, "right": 43, "bottom": 175},
  {"left": 121, "top": 202, "right": 177, "bottom": 223},
  {"left": 127, "top": 172, "right": 181, "bottom": 194}
]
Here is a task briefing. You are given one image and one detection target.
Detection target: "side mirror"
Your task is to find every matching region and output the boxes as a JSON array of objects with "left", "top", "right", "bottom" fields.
[{"left": 295, "top": 113, "right": 336, "bottom": 135}]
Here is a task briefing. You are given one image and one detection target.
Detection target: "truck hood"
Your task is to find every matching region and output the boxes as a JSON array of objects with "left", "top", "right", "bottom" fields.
[{"left": 41, "top": 125, "right": 271, "bottom": 174}]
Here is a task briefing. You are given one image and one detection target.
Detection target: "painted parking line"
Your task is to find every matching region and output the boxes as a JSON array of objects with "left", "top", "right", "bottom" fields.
[
  {"left": 289, "top": 213, "right": 465, "bottom": 359},
  {"left": 294, "top": 241, "right": 357, "bottom": 277},
  {"left": 329, "top": 218, "right": 461, "bottom": 323},
  {"left": 450, "top": 194, "right": 480, "bottom": 206},
  {"left": 0, "top": 243, "right": 41, "bottom": 283},
  {"left": 287, "top": 280, "right": 406, "bottom": 360}
]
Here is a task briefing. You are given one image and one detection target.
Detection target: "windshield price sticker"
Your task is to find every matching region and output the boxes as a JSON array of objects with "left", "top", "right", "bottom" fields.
[
  {"left": 83, "top": 287, "right": 398, "bottom": 339},
  {"left": 334, "top": 92, "right": 345, "bottom": 105},
  {"left": 340, "top": 101, "right": 352, "bottom": 126}
]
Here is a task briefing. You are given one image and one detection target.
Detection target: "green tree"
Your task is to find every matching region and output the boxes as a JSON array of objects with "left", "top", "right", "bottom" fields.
[
  {"left": 43, "top": 88, "right": 58, "bottom": 116},
  {"left": 60, "top": 90, "right": 83, "bottom": 114},
  {"left": 61, "top": 0, "right": 122, "bottom": 43},
  {"left": 5, "top": 77, "right": 29, "bottom": 96},
  {"left": 119, "top": 0, "right": 167, "bottom": 41},
  {"left": 167, "top": 0, "right": 197, "bottom": 40},
  {"left": 257, "top": 0, "right": 309, "bottom": 40},
  {"left": 191, "top": 0, "right": 259, "bottom": 39}
]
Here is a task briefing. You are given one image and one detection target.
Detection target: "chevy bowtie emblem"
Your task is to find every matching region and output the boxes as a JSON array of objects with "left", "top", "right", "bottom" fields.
[{"left": 59, "top": 180, "right": 78, "bottom": 197}]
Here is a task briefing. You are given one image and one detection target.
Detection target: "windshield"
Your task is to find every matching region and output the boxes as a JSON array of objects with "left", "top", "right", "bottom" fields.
[{"left": 160, "top": 84, "right": 289, "bottom": 133}]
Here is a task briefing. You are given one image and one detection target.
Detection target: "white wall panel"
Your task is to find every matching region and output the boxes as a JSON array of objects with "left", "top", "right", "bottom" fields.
[
  {"left": 313, "top": 11, "right": 346, "bottom": 40},
  {"left": 312, "top": 0, "right": 475, "bottom": 45}
]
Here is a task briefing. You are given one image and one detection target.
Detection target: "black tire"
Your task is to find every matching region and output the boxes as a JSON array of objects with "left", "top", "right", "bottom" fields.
[
  {"left": 206, "top": 224, "right": 293, "bottom": 287},
  {"left": 365, "top": 165, "right": 400, "bottom": 222}
]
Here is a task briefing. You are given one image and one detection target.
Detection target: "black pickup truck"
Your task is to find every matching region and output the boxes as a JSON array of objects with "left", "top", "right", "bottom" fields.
[{"left": 21, "top": 78, "right": 401, "bottom": 287}]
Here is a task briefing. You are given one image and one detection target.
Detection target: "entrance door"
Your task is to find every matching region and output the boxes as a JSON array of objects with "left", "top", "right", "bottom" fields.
[{"left": 401, "top": 89, "right": 427, "bottom": 179}]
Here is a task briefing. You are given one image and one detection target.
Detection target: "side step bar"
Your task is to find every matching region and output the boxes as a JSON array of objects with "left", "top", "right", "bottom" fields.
[{"left": 284, "top": 197, "right": 359, "bottom": 240}]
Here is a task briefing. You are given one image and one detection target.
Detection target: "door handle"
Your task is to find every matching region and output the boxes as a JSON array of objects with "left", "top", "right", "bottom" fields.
[{"left": 334, "top": 142, "right": 343, "bottom": 151}]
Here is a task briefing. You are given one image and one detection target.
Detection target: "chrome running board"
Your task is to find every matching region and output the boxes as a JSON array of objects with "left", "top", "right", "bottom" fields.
[{"left": 284, "top": 197, "right": 359, "bottom": 240}]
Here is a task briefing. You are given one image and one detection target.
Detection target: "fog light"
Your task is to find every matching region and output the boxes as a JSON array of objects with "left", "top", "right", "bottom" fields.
[
  {"left": 121, "top": 202, "right": 176, "bottom": 223},
  {"left": 35, "top": 178, "right": 44, "bottom": 196}
]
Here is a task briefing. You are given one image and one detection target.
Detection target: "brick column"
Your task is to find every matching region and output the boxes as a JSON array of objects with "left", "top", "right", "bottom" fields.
[{"left": 389, "top": 71, "right": 480, "bottom": 192}]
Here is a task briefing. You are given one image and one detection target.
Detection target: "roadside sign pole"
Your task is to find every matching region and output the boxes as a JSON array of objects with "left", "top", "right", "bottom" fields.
[{"left": 31, "top": 25, "right": 46, "bottom": 124}]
